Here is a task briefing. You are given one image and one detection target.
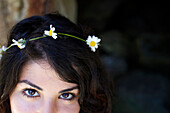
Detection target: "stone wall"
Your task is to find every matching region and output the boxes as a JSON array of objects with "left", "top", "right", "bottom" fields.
[{"left": 0, "top": 0, "right": 77, "bottom": 45}]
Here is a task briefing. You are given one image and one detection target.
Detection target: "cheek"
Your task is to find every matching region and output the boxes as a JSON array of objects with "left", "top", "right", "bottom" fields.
[
  {"left": 10, "top": 91, "right": 80, "bottom": 113},
  {"left": 57, "top": 100, "right": 80, "bottom": 113},
  {"left": 10, "top": 93, "right": 38, "bottom": 113}
]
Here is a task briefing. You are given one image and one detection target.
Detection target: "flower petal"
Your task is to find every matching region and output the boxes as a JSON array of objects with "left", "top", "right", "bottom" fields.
[
  {"left": 52, "top": 35, "right": 57, "bottom": 39},
  {"left": 89, "top": 36, "right": 92, "bottom": 40},
  {"left": 97, "top": 38, "right": 101, "bottom": 43},
  {"left": 44, "top": 30, "right": 49, "bottom": 36},
  {"left": 18, "top": 44, "right": 26, "bottom": 49},
  {"left": 91, "top": 47, "right": 96, "bottom": 52},
  {"left": 12, "top": 39, "right": 17, "bottom": 43},
  {"left": 51, "top": 27, "right": 55, "bottom": 32},
  {"left": 2, "top": 46, "right": 6, "bottom": 51},
  {"left": 95, "top": 44, "right": 98, "bottom": 48},
  {"left": 52, "top": 33, "right": 57, "bottom": 39},
  {"left": 92, "top": 36, "right": 98, "bottom": 41}
]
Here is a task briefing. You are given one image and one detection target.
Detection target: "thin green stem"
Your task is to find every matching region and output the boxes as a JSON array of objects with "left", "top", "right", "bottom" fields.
[
  {"left": 29, "top": 36, "right": 47, "bottom": 41},
  {"left": 6, "top": 44, "right": 13, "bottom": 51},
  {"left": 58, "top": 33, "right": 86, "bottom": 42},
  {"left": 4, "top": 33, "right": 88, "bottom": 52}
]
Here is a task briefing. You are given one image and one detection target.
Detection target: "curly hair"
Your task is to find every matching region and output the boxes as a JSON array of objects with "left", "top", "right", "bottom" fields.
[{"left": 0, "top": 13, "right": 114, "bottom": 113}]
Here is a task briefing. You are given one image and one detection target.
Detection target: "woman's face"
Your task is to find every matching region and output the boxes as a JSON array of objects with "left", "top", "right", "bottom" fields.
[{"left": 10, "top": 60, "right": 80, "bottom": 113}]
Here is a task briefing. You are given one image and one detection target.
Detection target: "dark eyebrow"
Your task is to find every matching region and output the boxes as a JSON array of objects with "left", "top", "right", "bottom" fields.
[
  {"left": 59, "top": 86, "right": 79, "bottom": 94},
  {"left": 19, "top": 80, "right": 43, "bottom": 91}
]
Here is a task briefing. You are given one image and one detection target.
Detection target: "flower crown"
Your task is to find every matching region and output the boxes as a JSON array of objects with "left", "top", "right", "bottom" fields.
[{"left": 0, "top": 25, "right": 101, "bottom": 59}]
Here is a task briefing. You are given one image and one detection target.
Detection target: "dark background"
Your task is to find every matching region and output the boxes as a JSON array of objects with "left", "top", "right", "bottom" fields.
[{"left": 77, "top": 0, "right": 170, "bottom": 113}]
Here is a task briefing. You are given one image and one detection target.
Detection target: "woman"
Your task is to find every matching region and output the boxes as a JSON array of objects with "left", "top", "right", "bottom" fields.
[{"left": 0, "top": 13, "right": 113, "bottom": 113}]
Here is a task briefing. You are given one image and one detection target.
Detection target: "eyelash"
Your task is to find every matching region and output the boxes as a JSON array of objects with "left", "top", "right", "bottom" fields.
[{"left": 22, "top": 88, "right": 76, "bottom": 101}]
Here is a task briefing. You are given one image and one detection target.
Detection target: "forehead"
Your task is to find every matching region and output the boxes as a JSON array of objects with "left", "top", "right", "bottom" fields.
[{"left": 19, "top": 60, "right": 77, "bottom": 91}]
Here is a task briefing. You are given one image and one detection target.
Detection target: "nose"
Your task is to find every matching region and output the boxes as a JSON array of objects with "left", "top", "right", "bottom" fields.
[{"left": 41, "top": 99, "right": 56, "bottom": 113}]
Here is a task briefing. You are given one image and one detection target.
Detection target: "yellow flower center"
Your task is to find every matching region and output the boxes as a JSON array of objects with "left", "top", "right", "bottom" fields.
[
  {"left": 17, "top": 45, "right": 21, "bottom": 49},
  {"left": 49, "top": 30, "right": 53, "bottom": 36},
  {"left": 90, "top": 41, "right": 96, "bottom": 47}
]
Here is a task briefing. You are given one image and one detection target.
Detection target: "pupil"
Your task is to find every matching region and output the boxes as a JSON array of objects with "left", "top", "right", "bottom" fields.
[
  {"left": 29, "top": 90, "right": 35, "bottom": 95},
  {"left": 63, "top": 93, "right": 69, "bottom": 98}
]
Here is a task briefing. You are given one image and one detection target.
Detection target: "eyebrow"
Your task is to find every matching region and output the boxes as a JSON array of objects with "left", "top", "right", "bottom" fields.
[
  {"left": 19, "top": 80, "right": 43, "bottom": 91},
  {"left": 19, "top": 80, "right": 79, "bottom": 93},
  {"left": 59, "top": 86, "right": 79, "bottom": 94}
]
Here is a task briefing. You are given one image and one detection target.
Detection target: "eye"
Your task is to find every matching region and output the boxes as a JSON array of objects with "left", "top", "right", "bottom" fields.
[
  {"left": 59, "top": 93, "right": 75, "bottom": 100},
  {"left": 23, "top": 89, "right": 40, "bottom": 98}
]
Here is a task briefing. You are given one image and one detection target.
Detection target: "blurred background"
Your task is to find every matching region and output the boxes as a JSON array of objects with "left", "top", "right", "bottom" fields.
[{"left": 0, "top": 0, "right": 170, "bottom": 113}]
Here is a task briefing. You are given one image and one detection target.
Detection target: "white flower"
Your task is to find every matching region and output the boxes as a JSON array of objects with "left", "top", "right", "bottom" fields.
[
  {"left": 44, "top": 24, "right": 57, "bottom": 39},
  {"left": 11, "top": 39, "right": 26, "bottom": 49},
  {"left": 86, "top": 35, "right": 101, "bottom": 52},
  {"left": 0, "top": 46, "right": 7, "bottom": 53},
  {"left": 0, "top": 46, "right": 6, "bottom": 59}
]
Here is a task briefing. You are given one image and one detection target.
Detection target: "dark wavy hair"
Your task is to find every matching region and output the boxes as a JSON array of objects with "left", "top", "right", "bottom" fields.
[{"left": 0, "top": 13, "right": 113, "bottom": 113}]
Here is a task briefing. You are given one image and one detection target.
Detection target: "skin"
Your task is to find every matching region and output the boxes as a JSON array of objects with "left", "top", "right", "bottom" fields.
[{"left": 10, "top": 60, "right": 80, "bottom": 113}]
